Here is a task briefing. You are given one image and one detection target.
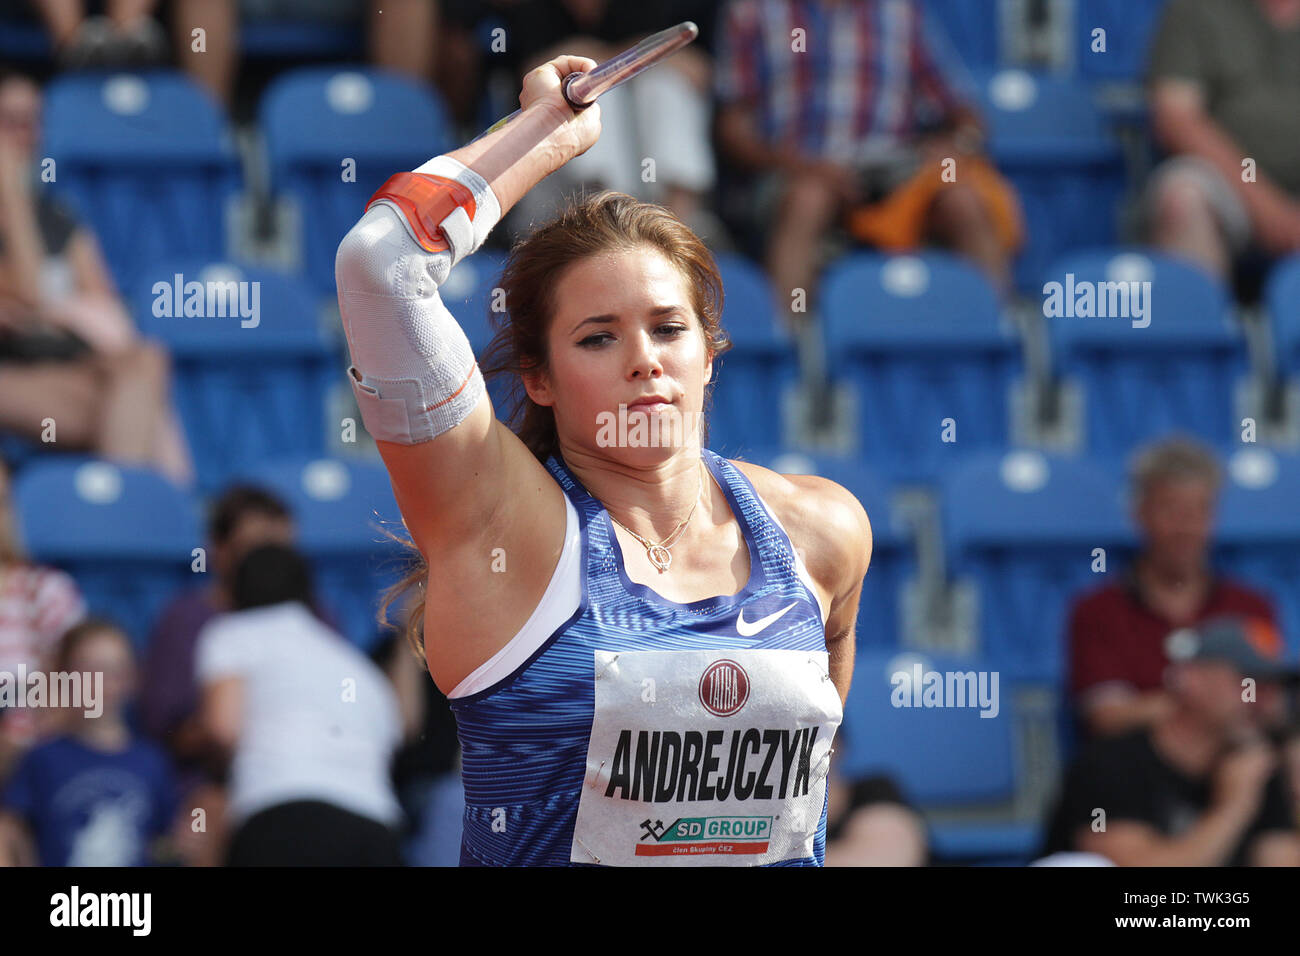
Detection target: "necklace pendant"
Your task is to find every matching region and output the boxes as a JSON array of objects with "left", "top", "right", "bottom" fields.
[{"left": 647, "top": 545, "right": 672, "bottom": 573}]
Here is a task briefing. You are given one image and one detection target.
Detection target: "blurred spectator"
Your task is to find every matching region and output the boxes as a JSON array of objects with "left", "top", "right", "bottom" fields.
[
  {"left": 196, "top": 543, "right": 403, "bottom": 866},
  {"left": 138, "top": 483, "right": 343, "bottom": 865},
  {"left": 172, "top": 0, "right": 238, "bottom": 108},
  {"left": 432, "top": 0, "right": 500, "bottom": 130},
  {"left": 1044, "top": 618, "right": 1300, "bottom": 867},
  {"left": 1067, "top": 436, "right": 1280, "bottom": 740},
  {"left": 364, "top": 0, "right": 441, "bottom": 87},
  {"left": 1145, "top": 0, "right": 1300, "bottom": 287},
  {"left": 0, "top": 455, "right": 85, "bottom": 780},
  {"left": 0, "top": 617, "right": 180, "bottom": 866},
  {"left": 372, "top": 629, "right": 463, "bottom": 866},
  {"left": 175, "top": 1, "right": 443, "bottom": 108},
  {"left": 1284, "top": 723, "right": 1300, "bottom": 830},
  {"left": 138, "top": 484, "right": 295, "bottom": 767},
  {"left": 0, "top": 68, "right": 194, "bottom": 485},
  {"left": 825, "top": 773, "right": 928, "bottom": 866},
  {"left": 29, "top": 0, "right": 168, "bottom": 69},
  {"left": 500, "top": 0, "right": 721, "bottom": 241},
  {"left": 714, "top": 0, "right": 1021, "bottom": 322}
]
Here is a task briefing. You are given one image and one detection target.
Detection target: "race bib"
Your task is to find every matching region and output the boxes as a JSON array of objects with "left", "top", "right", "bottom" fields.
[{"left": 570, "top": 649, "right": 842, "bottom": 866}]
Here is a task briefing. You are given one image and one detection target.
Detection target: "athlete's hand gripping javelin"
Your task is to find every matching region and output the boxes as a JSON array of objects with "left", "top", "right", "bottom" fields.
[
  {"left": 437, "top": 55, "right": 604, "bottom": 225},
  {"left": 371, "top": 21, "right": 701, "bottom": 243},
  {"left": 515, "top": 54, "right": 605, "bottom": 158}
]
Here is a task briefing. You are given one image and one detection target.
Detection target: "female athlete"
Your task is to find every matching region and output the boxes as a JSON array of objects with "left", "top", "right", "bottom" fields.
[{"left": 335, "top": 54, "right": 872, "bottom": 866}]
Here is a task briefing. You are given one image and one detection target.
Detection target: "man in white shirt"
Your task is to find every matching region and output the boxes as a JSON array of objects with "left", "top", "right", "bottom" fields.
[{"left": 196, "top": 543, "right": 404, "bottom": 865}]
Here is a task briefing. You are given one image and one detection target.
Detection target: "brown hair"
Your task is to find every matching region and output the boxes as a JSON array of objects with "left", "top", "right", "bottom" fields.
[
  {"left": 52, "top": 617, "right": 132, "bottom": 674},
  {"left": 378, "top": 189, "right": 732, "bottom": 660},
  {"left": 1130, "top": 434, "right": 1223, "bottom": 504}
]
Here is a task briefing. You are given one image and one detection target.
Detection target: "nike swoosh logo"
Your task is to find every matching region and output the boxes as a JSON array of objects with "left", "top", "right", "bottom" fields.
[{"left": 736, "top": 602, "right": 798, "bottom": 637}]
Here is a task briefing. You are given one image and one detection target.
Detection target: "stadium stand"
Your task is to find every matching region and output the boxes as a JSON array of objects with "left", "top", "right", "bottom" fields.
[
  {"left": 939, "top": 449, "right": 1136, "bottom": 683},
  {"left": 1265, "top": 253, "right": 1300, "bottom": 388},
  {"left": 11, "top": 459, "right": 201, "bottom": 651},
  {"left": 838, "top": 647, "right": 1040, "bottom": 861},
  {"left": 1214, "top": 447, "right": 1300, "bottom": 659},
  {"left": 227, "top": 456, "right": 409, "bottom": 653},
  {"left": 1044, "top": 248, "right": 1247, "bottom": 458},
  {"left": 132, "top": 259, "right": 335, "bottom": 493},
  {"left": 973, "top": 68, "right": 1126, "bottom": 291},
  {"left": 1072, "top": 0, "right": 1168, "bottom": 82},
  {"left": 259, "top": 66, "right": 454, "bottom": 296},
  {"left": 437, "top": 248, "right": 513, "bottom": 415},
  {"left": 705, "top": 253, "right": 802, "bottom": 457},
  {"left": 821, "top": 251, "right": 1021, "bottom": 483},
  {"left": 41, "top": 70, "right": 241, "bottom": 292},
  {"left": 921, "top": 0, "right": 1002, "bottom": 73},
  {"left": 240, "top": 19, "right": 363, "bottom": 61}
]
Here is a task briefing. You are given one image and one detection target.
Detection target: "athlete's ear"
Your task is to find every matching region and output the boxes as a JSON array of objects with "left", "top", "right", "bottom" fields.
[
  {"left": 521, "top": 358, "right": 555, "bottom": 407},
  {"left": 704, "top": 349, "right": 714, "bottom": 386}
]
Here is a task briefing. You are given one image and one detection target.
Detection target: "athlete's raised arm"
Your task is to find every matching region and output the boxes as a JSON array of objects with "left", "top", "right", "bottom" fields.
[{"left": 334, "top": 56, "right": 601, "bottom": 558}]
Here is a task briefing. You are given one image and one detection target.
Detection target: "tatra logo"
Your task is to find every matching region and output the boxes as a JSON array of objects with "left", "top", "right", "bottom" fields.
[
  {"left": 699, "top": 659, "right": 750, "bottom": 717},
  {"left": 735, "top": 602, "right": 796, "bottom": 637}
]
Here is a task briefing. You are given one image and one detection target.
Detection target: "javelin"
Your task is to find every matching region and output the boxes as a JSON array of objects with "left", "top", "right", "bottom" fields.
[{"left": 467, "top": 21, "right": 700, "bottom": 144}]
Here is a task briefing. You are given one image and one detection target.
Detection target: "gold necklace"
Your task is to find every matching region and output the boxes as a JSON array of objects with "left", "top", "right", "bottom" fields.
[{"left": 606, "top": 462, "right": 704, "bottom": 573}]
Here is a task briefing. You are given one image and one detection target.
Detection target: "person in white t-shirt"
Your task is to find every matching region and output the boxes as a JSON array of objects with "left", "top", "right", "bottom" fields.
[{"left": 196, "top": 543, "right": 404, "bottom": 866}]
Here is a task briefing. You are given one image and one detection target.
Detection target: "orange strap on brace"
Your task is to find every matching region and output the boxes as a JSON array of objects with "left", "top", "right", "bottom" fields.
[{"left": 365, "top": 171, "right": 478, "bottom": 254}]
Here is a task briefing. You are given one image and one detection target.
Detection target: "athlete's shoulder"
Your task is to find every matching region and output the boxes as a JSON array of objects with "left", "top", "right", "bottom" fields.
[{"left": 727, "top": 458, "right": 873, "bottom": 587}]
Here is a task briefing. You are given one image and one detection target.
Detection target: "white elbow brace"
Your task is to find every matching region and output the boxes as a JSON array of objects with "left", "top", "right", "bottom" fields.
[{"left": 334, "top": 156, "right": 502, "bottom": 444}]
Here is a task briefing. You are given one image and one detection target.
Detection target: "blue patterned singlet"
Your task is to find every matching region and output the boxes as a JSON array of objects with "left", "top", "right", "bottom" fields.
[{"left": 450, "top": 448, "right": 838, "bottom": 866}]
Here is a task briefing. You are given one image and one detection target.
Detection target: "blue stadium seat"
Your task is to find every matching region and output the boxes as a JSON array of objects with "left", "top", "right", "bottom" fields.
[
  {"left": 838, "top": 648, "right": 1016, "bottom": 803},
  {"left": 745, "top": 450, "right": 911, "bottom": 651},
  {"left": 240, "top": 20, "right": 363, "bottom": 59},
  {"left": 42, "top": 70, "right": 240, "bottom": 291},
  {"left": 133, "top": 260, "right": 335, "bottom": 492},
  {"left": 921, "top": 0, "right": 1001, "bottom": 73},
  {"left": 1214, "top": 447, "right": 1300, "bottom": 658},
  {"left": 1265, "top": 253, "right": 1300, "bottom": 381},
  {"left": 260, "top": 67, "right": 454, "bottom": 296},
  {"left": 706, "top": 254, "right": 800, "bottom": 457},
  {"left": 437, "top": 249, "right": 515, "bottom": 417},
  {"left": 11, "top": 460, "right": 202, "bottom": 651},
  {"left": 1073, "top": 0, "right": 1168, "bottom": 82},
  {"left": 926, "top": 821, "right": 1043, "bottom": 862},
  {"left": 821, "top": 252, "right": 1021, "bottom": 483},
  {"left": 838, "top": 649, "right": 1044, "bottom": 861},
  {"left": 1045, "top": 248, "right": 1246, "bottom": 458},
  {"left": 0, "top": 17, "right": 50, "bottom": 61},
  {"left": 232, "top": 457, "right": 410, "bottom": 652},
  {"left": 838, "top": 648, "right": 1041, "bottom": 860},
  {"left": 0, "top": 435, "right": 93, "bottom": 475},
  {"left": 973, "top": 69, "right": 1126, "bottom": 291},
  {"left": 941, "top": 449, "right": 1136, "bottom": 682}
]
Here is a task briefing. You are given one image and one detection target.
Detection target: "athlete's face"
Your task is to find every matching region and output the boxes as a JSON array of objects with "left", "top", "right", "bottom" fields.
[{"left": 528, "top": 244, "right": 714, "bottom": 462}]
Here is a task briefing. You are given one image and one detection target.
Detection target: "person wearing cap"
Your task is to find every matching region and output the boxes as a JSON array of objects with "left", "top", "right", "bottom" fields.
[
  {"left": 1042, "top": 616, "right": 1300, "bottom": 866},
  {"left": 1066, "top": 436, "right": 1282, "bottom": 740}
]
